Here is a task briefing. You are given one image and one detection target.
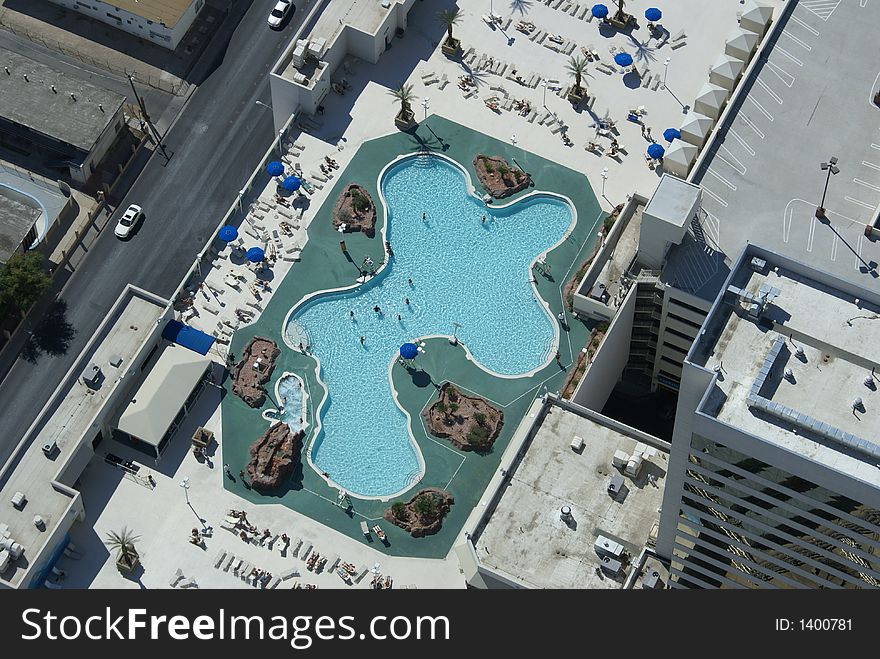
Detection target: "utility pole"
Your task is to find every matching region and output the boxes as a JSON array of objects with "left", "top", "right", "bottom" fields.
[{"left": 128, "top": 74, "right": 170, "bottom": 162}]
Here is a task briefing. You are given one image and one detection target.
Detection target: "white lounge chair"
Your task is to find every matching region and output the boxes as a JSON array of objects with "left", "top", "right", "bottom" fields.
[{"left": 214, "top": 550, "right": 227, "bottom": 568}]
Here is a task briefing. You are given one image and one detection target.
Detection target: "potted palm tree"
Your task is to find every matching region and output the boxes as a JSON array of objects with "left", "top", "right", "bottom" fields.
[
  {"left": 565, "top": 56, "right": 589, "bottom": 104},
  {"left": 438, "top": 9, "right": 462, "bottom": 58},
  {"left": 389, "top": 84, "right": 417, "bottom": 130},
  {"left": 609, "top": 0, "right": 635, "bottom": 28},
  {"left": 106, "top": 527, "right": 141, "bottom": 574}
]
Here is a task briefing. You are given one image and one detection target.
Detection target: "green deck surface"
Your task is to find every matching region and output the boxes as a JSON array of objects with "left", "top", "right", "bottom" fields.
[{"left": 221, "top": 116, "right": 602, "bottom": 558}]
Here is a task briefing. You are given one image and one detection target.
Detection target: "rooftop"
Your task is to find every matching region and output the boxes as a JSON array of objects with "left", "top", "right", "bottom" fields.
[
  {"left": 670, "top": 0, "right": 880, "bottom": 300},
  {"left": 474, "top": 406, "right": 667, "bottom": 589},
  {"left": 0, "top": 288, "right": 165, "bottom": 587},
  {"left": 0, "top": 49, "right": 126, "bottom": 152},
  {"left": 644, "top": 175, "right": 701, "bottom": 231},
  {"left": 691, "top": 247, "right": 880, "bottom": 489},
  {"left": 104, "top": 0, "right": 196, "bottom": 28},
  {"left": 0, "top": 185, "right": 41, "bottom": 264}
]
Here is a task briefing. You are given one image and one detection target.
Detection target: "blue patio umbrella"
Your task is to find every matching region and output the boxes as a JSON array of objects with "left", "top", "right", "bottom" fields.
[
  {"left": 647, "top": 143, "right": 666, "bottom": 159},
  {"left": 614, "top": 52, "right": 633, "bottom": 67},
  {"left": 663, "top": 127, "right": 681, "bottom": 142},
  {"left": 246, "top": 246, "right": 265, "bottom": 263},
  {"left": 266, "top": 161, "right": 285, "bottom": 177},
  {"left": 282, "top": 175, "right": 302, "bottom": 192},
  {"left": 218, "top": 225, "right": 238, "bottom": 242},
  {"left": 645, "top": 7, "right": 662, "bottom": 22},
  {"left": 591, "top": 4, "right": 609, "bottom": 18},
  {"left": 400, "top": 343, "right": 418, "bottom": 360}
]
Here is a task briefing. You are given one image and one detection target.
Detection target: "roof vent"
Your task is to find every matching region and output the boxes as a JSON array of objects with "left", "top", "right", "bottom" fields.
[
  {"left": 795, "top": 346, "right": 805, "bottom": 359},
  {"left": 99, "top": 103, "right": 104, "bottom": 112},
  {"left": 22, "top": 73, "right": 28, "bottom": 82},
  {"left": 852, "top": 397, "right": 864, "bottom": 412},
  {"left": 784, "top": 368, "right": 794, "bottom": 382},
  {"left": 51, "top": 84, "right": 56, "bottom": 93},
  {"left": 865, "top": 375, "right": 876, "bottom": 389},
  {"left": 70, "top": 93, "right": 76, "bottom": 101},
  {"left": 4, "top": 67, "right": 9, "bottom": 75}
]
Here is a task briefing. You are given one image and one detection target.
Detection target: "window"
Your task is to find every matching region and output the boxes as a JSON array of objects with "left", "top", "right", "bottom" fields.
[
  {"left": 669, "top": 297, "right": 708, "bottom": 316},
  {"left": 667, "top": 312, "right": 702, "bottom": 330},
  {"left": 665, "top": 326, "right": 694, "bottom": 341}
]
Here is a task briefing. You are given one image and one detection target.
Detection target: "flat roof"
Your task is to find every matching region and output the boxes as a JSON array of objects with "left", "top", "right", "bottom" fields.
[
  {"left": 474, "top": 406, "right": 667, "bottom": 589},
  {"left": 691, "top": 252, "right": 880, "bottom": 488},
  {"left": 105, "top": 0, "right": 196, "bottom": 28},
  {"left": 0, "top": 49, "right": 126, "bottom": 152},
  {"left": 117, "top": 343, "right": 211, "bottom": 446},
  {"left": 671, "top": 0, "right": 880, "bottom": 301},
  {"left": 0, "top": 187, "right": 41, "bottom": 264},
  {"left": 643, "top": 175, "right": 701, "bottom": 230},
  {"left": 0, "top": 288, "right": 165, "bottom": 587}
]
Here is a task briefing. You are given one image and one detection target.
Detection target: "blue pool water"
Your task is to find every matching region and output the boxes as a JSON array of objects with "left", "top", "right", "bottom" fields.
[
  {"left": 265, "top": 374, "right": 305, "bottom": 432},
  {"left": 284, "top": 155, "right": 573, "bottom": 497}
]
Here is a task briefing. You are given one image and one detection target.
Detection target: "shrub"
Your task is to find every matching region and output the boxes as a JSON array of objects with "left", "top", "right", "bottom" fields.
[
  {"left": 391, "top": 501, "right": 407, "bottom": 520},
  {"left": 467, "top": 423, "right": 491, "bottom": 449},
  {"left": 603, "top": 215, "right": 615, "bottom": 234},
  {"left": 446, "top": 385, "right": 458, "bottom": 401},
  {"left": 351, "top": 190, "right": 371, "bottom": 214},
  {"left": 474, "top": 412, "right": 487, "bottom": 427},
  {"left": 484, "top": 161, "right": 495, "bottom": 173},
  {"left": 498, "top": 165, "right": 510, "bottom": 175},
  {"left": 448, "top": 402, "right": 459, "bottom": 416},
  {"left": 436, "top": 401, "right": 448, "bottom": 416},
  {"left": 413, "top": 494, "right": 437, "bottom": 520}
]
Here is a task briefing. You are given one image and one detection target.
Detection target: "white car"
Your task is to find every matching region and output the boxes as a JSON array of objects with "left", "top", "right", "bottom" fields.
[
  {"left": 114, "top": 204, "right": 143, "bottom": 239},
  {"left": 268, "top": 0, "right": 293, "bottom": 28}
]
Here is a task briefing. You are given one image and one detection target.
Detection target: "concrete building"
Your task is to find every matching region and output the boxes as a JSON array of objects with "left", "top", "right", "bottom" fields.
[
  {"left": 0, "top": 286, "right": 219, "bottom": 589},
  {"left": 46, "top": 0, "right": 205, "bottom": 50},
  {"left": 269, "top": 0, "right": 416, "bottom": 127},
  {"left": 0, "top": 50, "right": 126, "bottom": 185},
  {"left": 657, "top": 243, "right": 880, "bottom": 588},
  {"left": 457, "top": 396, "right": 670, "bottom": 589},
  {"left": 0, "top": 172, "right": 73, "bottom": 264}
]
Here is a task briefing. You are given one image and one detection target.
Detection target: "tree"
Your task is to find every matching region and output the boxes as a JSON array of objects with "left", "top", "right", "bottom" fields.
[
  {"left": 565, "top": 56, "right": 588, "bottom": 95},
  {"left": 0, "top": 251, "right": 51, "bottom": 318},
  {"left": 437, "top": 8, "right": 462, "bottom": 44},
  {"left": 446, "top": 385, "right": 458, "bottom": 401},
  {"left": 391, "top": 501, "right": 407, "bottom": 520},
  {"left": 467, "top": 423, "right": 491, "bottom": 449},
  {"left": 448, "top": 402, "right": 459, "bottom": 417},
  {"left": 436, "top": 401, "right": 448, "bottom": 417},
  {"left": 413, "top": 494, "right": 437, "bottom": 521},
  {"left": 388, "top": 84, "right": 416, "bottom": 119},
  {"left": 105, "top": 527, "right": 141, "bottom": 571},
  {"left": 474, "top": 412, "right": 487, "bottom": 427}
]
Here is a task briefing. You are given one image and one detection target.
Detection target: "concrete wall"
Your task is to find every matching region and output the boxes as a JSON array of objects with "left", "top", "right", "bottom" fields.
[
  {"left": 77, "top": 105, "right": 125, "bottom": 184},
  {"left": 46, "top": 0, "right": 204, "bottom": 49},
  {"left": 572, "top": 284, "right": 636, "bottom": 411},
  {"left": 638, "top": 187, "right": 700, "bottom": 271}
]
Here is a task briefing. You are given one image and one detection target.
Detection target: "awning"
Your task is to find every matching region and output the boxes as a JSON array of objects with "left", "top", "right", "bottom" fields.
[
  {"left": 162, "top": 319, "right": 216, "bottom": 355},
  {"left": 117, "top": 345, "right": 212, "bottom": 447}
]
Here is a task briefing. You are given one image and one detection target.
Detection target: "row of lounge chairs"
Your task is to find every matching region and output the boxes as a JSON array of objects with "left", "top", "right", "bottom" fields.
[{"left": 541, "top": 0, "right": 595, "bottom": 21}]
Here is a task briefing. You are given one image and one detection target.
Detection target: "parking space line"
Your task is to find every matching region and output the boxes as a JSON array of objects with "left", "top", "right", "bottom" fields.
[
  {"left": 799, "top": 0, "right": 841, "bottom": 21},
  {"left": 856, "top": 234, "right": 864, "bottom": 270},
  {"left": 755, "top": 78, "right": 784, "bottom": 104},
  {"left": 718, "top": 146, "right": 747, "bottom": 175},
  {"left": 872, "top": 144, "right": 880, "bottom": 151},
  {"left": 845, "top": 196, "right": 876, "bottom": 210},
  {"left": 746, "top": 95, "right": 774, "bottom": 121},
  {"left": 728, "top": 129, "right": 756, "bottom": 156},
  {"left": 783, "top": 203, "right": 794, "bottom": 243},
  {"left": 701, "top": 208, "right": 721, "bottom": 246},
  {"left": 706, "top": 168, "right": 737, "bottom": 190},
  {"left": 789, "top": 15, "right": 820, "bottom": 36},
  {"left": 830, "top": 233, "right": 839, "bottom": 261},
  {"left": 739, "top": 113, "right": 766, "bottom": 138},
  {"left": 807, "top": 215, "right": 816, "bottom": 252},
  {"left": 702, "top": 187, "right": 729, "bottom": 208},
  {"left": 765, "top": 61, "right": 795, "bottom": 88},
  {"left": 854, "top": 178, "right": 880, "bottom": 192},
  {"left": 781, "top": 30, "right": 812, "bottom": 51},
  {"left": 862, "top": 161, "right": 880, "bottom": 172},
  {"left": 775, "top": 47, "right": 804, "bottom": 67}
]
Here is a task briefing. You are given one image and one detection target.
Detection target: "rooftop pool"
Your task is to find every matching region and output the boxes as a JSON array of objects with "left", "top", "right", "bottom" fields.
[{"left": 283, "top": 155, "right": 574, "bottom": 498}]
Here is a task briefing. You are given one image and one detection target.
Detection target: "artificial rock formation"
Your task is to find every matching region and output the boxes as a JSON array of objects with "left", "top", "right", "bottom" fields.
[
  {"left": 246, "top": 422, "right": 303, "bottom": 491},
  {"left": 232, "top": 336, "right": 280, "bottom": 408},
  {"left": 332, "top": 184, "right": 376, "bottom": 237},
  {"left": 422, "top": 383, "right": 504, "bottom": 452},
  {"left": 384, "top": 488, "right": 455, "bottom": 537},
  {"left": 473, "top": 155, "right": 531, "bottom": 199}
]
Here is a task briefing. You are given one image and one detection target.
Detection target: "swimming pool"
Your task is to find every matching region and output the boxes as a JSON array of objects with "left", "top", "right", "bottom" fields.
[
  {"left": 263, "top": 373, "right": 307, "bottom": 433},
  {"left": 283, "top": 154, "right": 574, "bottom": 498}
]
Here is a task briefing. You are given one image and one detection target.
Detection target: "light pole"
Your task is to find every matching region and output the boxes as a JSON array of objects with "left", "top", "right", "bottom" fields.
[
  {"left": 662, "top": 57, "right": 670, "bottom": 90},
  {"left": 817, "top": 156, "right": 840, "bottom": 218},
  {"left": 422, "top": 97, "right": 429, "bottom": 122},
  {"left": 511, "top": 133, "right": 517, "bottom": 147},
  {"left": 179, "top": 476, "right": 190, "bottom": 505},
  {"left": 540, "top": 80, "right": 547, "bottom": 107},
  {"left": 128, "top": 74, "right": 169, "bottom": 162},
  {"left": 601, "top": 167, "right": 609, "bottom": 204},
  {"left": 255, "top": 100, "right": 271, "bottom": 110}
]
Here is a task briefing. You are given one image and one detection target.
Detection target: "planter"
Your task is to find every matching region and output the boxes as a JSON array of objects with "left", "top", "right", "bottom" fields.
[
  {"left": 441, "top": 37, "right": 461, "bottom": 58},
  {"left": 394, "top": 110, "right": 416, "bottom": 131},
  {"left": 116, "top": 552, "right": 140, "bottom": 574},
  {"left": 609, "top": 12, "right": 635, "bottom": 29},
  {"left": 567, "top": 87, "right": 588, "bottom": 104}
]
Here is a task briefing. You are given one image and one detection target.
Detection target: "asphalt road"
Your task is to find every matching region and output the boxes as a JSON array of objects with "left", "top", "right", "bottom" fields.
[{"left": 0, "top": 0, "right": 303, "bottom": 466}]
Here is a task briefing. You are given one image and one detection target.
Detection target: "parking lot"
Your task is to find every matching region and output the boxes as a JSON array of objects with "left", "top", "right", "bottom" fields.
[{"left": 687, "top": 0, "right": 880, "bottom": 290}]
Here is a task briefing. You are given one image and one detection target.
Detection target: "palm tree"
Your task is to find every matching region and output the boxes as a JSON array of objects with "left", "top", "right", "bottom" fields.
[
  {"left": 388, "top": 84, "right": 416, "bottom": 119},
  {"left": 437, "top": 9, "right": 462, "bottom": 45},
  {"left": 105, "top": 527, "right": 141, "bottom": 571},
  {"left": 565, "top": 56, "right": 588, "bottom": 94}
]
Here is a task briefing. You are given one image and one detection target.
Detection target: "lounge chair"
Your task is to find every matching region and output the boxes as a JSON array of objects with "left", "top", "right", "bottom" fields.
[
  {"left": 170, "top": 568, "right": 185, "bottom": 587},
  {"left": 290, "top": 537, "right": 302, "bottom": 556},
  {"left": 214, "top": 550, "right": 227, "bottom": 568},
  {"left": 354, "top": 566, "right": 369, "bottom": 583},
  {"left": 280, "top": 567, "right": 300, "bottom": 581},
  {"left": 670, "top": 40, "right": 687, "bottom": 50},
  {"left": 361, "top": 521, "right": 370, "bottom": 536},
  {"left": 269, "top": 577, "right": 281, "bottom": 589},
  {"left": 328, "top": 555, "right": 340, "bottom": 571},
  {"left": 301, "top": 543, "right": 313, "bottom": 561}
]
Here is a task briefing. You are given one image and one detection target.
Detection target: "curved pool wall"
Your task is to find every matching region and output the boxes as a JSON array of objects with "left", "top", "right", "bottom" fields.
[
  {"left": 262, "top": 372, "right": 309, "bottom": 433},
  {"left": 282, "top": 153, "right": 576, "bottom": 499}
]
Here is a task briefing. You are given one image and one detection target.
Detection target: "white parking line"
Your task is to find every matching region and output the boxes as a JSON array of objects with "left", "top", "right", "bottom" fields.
[
  {"left": 775, "top": 47, "right": 804, "bottom": 67},
  {"left": 872, "top": 144, "right": 880, "bottom": 151},
  {"left": 789, "top": 15, "right": 821, "bottom": 36},
  {"left": 807, "top": 215, "right": 816, "bottom": 252},
  {"left": 781, "top": 30, "right": 813, "bottom": 51},
  {"left": 718, "top": 145, "right": 748, "bottom": 175},
  {"left": 854, "top": 178, "right": 880, "bottom": 192},
  {"left": 856, "top": 234, "right": 864, "bottom": 270},
  {"left": 845, "top": 196, "right": 876, "bottom": 210},
  {"left": 862, "top": 161, "right": 880, "bottom": 172},
  {"left": 746, "top": 95, "right": 774, "bottom": 121},
  {"left": 706, "top": 168, "right": 737, "bottom": 190},
  {"left": 800, "top": 0, "right": 841, "bottom": 21},
  {"left": 783, "top": 204, "right": 794, "bottom": 243},
  {"left": 702, "top": 187, "right": 729, "bottom": 208},
  {"left": 830, "top": 233, "right": 839, "bottom": 261},
  {"left": 765, "top": 61, "right": 795, "bottom": 87},
  {"left": 728, "top": 129, "right": 756, "bottom": 156},
  {"left": 739, "top": 113, "right": 766, "bottom": 138},
  {"left": 755, "top": 78, "right": 784, "bottom": 105},
  {"left": 701, "top": 208, "right": 721, "bottom": 246}
]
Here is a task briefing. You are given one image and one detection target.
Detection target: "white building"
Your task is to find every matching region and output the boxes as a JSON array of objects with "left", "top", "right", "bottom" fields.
[
  {"left": 46, "top": 0, "right": 205, "bottom": 50},
  {"left": 657, "top": 244, "right": 880, "bottom": 588},
  {"left": 269, "top": 0, "right": 416, "bottom": 127}
]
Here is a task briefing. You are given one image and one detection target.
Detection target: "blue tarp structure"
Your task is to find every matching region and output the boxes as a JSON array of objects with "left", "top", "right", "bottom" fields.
[{"left": 162, "top": 320, "right": 216, "bottom": 355}]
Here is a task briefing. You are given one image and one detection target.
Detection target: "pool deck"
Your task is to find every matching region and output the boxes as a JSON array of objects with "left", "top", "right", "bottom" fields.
[{"left": 221, "top": 116, "right": 602, "bottom": 559}]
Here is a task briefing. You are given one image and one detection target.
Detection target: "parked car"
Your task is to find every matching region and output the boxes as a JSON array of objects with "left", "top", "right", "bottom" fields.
[
  {"left": 114, "top": 204, "right": 144, "bottom": 239},
  {"left": 268, "top": 0, "right": 293, "bottom": 29}
]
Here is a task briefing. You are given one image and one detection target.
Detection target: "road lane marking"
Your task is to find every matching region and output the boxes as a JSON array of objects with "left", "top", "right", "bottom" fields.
[
  {"left": 830, "top": 233, "right": 838, "bottom": 261},
  {"left": 807, "top": 215, "right": 816, "bottom": 252},
  {"left": 862, "top": 161, "right": 880, "bottom": 172},
  {"left": 739, "top": 113, "right": 765, "bottom": 138},
  {"left": 789, "top": 15, "right": 820, "bottom": 36},
  {"left": 799, "top": 0, "right": 841, "bottom": 21},
  {"left": 718, "top": 145, "right": 747, "bottom": 175}
]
